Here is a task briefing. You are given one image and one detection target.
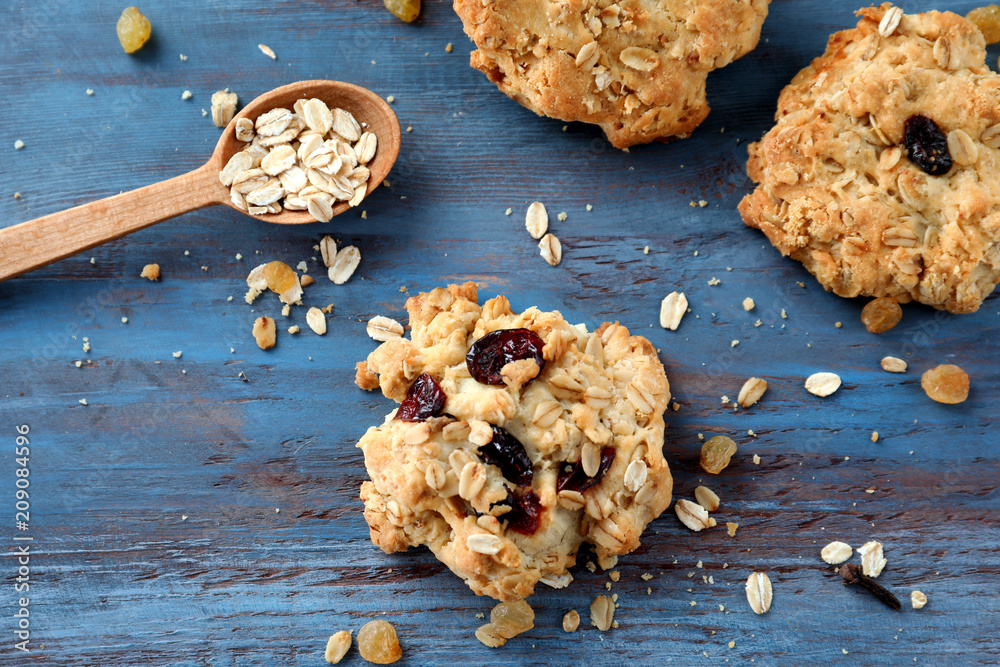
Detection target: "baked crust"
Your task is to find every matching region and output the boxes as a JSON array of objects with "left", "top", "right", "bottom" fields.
[
  {"left": 739, "top": 4, "right": 1000, "bottom": 313},
  {"left": 453, "top": 0, "right": 770, "bottom": 148},
  {"left": 356, "top": 283, "right": 673, "bottom": 600}
]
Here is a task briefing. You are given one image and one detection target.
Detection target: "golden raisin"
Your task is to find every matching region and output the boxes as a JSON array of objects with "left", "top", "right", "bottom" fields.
[
  {"left": 860, "top": 297, "right": 902, "bottom": 333},
  {"left": 700, "top": 435, "right": 737, "bottom": 475},
  {"left": 357, "top": 620, "right": 401, "bottom": 664},
  {"left": 968, "top": 5, "right": 1000, "bottom": 44},
  {"left": 384, "top": 0, "right": 420, "bottom": 22},
  {"left": 263, "top": 261, "right": 296, "bottom": 294},
  {"left": 490, "top": 600, "right": 534, "bottom": 639},
  {"left": 921, "top": 364, "right": 970, "bottom": 404},
  {"left": 116, "top": 7, "right": 151, "bottom": 54}
]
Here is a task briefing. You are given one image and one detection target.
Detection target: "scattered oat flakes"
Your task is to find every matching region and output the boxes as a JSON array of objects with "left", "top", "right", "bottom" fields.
[
  {"left": 306, "top": 307, "right": 326, "bottom": 336},
  {"left": 881, "top": 356, "right": 907, "bottom": 373},
  {"left": 745, "top": 572, "right": 772, "bottom": 614},
  {"left": 659, "top": 292, "right": 688, "bottom": 331},
  {"left": 258, "top": 43, "right": 277, "bottom": 59},
  {"left": 858, "top": 541, "right": 887, "bottom": 577},
  {"left": 675, "top": 499, "right": 716, "bottom": 531},
  {"left": 562, "top": 609, "right": 580, "bottom": 633},
  {"left": 329, "top": 246, "right": 361, "bottom": 284},
  {"left": 738, "top": 377, "right": 767, "bottom": 408},
  {"left": 140, "top": 263, "right": 160, "bottom": 281},
  {"left": 539, "top": 233, "right": 562, "bottom": 266},
  {"left": 821, "top": 541, "right": 853, "bottom": 565},
  {"left": 181, "top": 90, "right": 192, "bottom": 100},
  {"left": 805, "top": 372, "right": 841, "bottom": 397},
  {"left": 252, "top": 316, "right": 276, "bottom": 350},
  {"left": 525, "top": 202, "right": 548, "bottom": 239},
  {"left": 911, "top": 591, "right": 927, "bottom": 609},
  {"left": 367, "top": 315, "right": 404, "bottom": 342},
  {"left": 301, "top": 275, "right": 315, "bottom": 287},
  {"left": 324, "top": 630, "right": 352, "bottom": 664},
  {"left": 590, "top": 595, "right": 614, "bottom": 631},
  {"left": 742, "top": 297, "right": 755, "bottom": 311},
  {"left": 210, "top": 89, "right": 238, "bottom": 127},
  {"left": 694, "top": 486, "right": 720, "bottom": 512}
]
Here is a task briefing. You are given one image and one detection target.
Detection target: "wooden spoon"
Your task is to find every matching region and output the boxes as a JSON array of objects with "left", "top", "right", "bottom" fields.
[{"left": 0, "top": 80, "right": 400, "bottom": 282}]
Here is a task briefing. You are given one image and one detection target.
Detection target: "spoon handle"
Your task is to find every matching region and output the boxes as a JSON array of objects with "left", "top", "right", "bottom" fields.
[{"left": 0, "top": 163, "right": 220, "bottom": 282}]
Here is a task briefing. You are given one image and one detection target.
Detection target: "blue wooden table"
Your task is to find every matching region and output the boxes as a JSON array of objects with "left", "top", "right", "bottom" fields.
[{"left": 2, "top": 1, "right": 998, "bottom": 664}]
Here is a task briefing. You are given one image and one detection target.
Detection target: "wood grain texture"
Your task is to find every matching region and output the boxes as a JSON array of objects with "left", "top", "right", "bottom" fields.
[{"left": 1, "top": 1, "right": 998, "bottom": 665}]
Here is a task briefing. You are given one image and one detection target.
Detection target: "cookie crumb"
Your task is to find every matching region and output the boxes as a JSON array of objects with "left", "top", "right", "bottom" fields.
[
  {"left": 446, "top": 42, "right": 453, "bottom": 52},
  {"left": 258, "top": 43, "right": 277, "bottom": 59},
  {"left": 181, "top": 90, "right": 193, "bottom": 100},
  {"left": 14, "top": 140, "right": 25, "bottom": 150},
  {"left": 78, "top": 398, "right": 88, "bottom": 406},
  {"left": 86, "top": 88, "right": 95, "bottom": 96},
  {"left": 871, "top": 431, "right": 879, "bottom": 442},
  {"left": 708, "top": 277, "right": 721, "bottom": 286},
  {"left": 911, "top": 590, "right": 927, "bottom": 609},
  {"left": 386, "top": 95, "right": 395, "bottom": 103},
  {"left": 179, "top": 54, "right": 188, "bottom": 61},
  {"left": 742, "top": 297, "right": 755, "bottom": 311},
  {"left": 557, "top": 211, "right": 568, "bottom": 221},
  {"left": 172, "top": 351, "right": 183, "bottom": 358},
  {"left": 586, "top": 204, "right": 593, "bottom": 211},
  {"left": 140, "top": 263, "right": 160, "bottom": 281},
  {"left": 752, "top": 454, "right": 761, "bottom": 465}
]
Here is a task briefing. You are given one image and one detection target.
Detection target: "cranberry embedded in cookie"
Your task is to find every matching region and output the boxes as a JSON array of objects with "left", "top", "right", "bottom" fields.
[{"left": 355, "top": 282, "right": 673, "bottom": 601}]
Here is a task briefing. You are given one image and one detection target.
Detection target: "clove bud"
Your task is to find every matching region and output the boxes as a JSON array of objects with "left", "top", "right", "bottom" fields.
[{"left": 839, "top": 562, "right": 901, "bottom": 611}]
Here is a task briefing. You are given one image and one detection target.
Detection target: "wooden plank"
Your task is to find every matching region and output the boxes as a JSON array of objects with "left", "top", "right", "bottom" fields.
[{"left": 2, "top": 0, "right": 999, "bottom": 664}]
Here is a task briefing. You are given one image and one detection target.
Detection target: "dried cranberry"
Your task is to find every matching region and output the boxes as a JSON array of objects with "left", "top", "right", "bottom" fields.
[
  {"left": 503, "top": 490, "right": 543, "bottom": 535},
  {"left": 556, "top": 447, "right": 616, "bottom": 493},
  {"left": 466, "top": 329, "right": 545, "bottom": 385},
  {"left": 479, "top": 426, "right": 533, "bottom": 486},
  {"left": 394, "top": 373, "right": 446, "bottom": 421},
  {"left": 904, "top": 115, "right": 952, "bottom": 176}
]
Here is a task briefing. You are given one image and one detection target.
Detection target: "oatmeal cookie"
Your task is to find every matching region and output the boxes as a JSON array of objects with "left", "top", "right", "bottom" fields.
[
  {"left": 739, "top": 4, "right": 1000, "bottom": 313},
  {"left": 453, "top": 0, "right": 770, "bottom": 149},
  {"left": 355, "top": 283, "right": 672, "bottom": 601}
]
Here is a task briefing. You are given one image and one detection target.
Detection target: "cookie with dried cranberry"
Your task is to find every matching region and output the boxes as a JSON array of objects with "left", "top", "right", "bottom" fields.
[
  {"left": 739, "top": 4, "right": 1000, "bottom": 314},
  {"left": 452, "top": 0, "right": 770, "bottom": 149},
  {"left": 355, "top": 282, "right": 672, "bottom": 601}
]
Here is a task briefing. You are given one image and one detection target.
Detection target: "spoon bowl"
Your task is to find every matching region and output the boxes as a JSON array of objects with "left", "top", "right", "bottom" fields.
[
  {"left": 212, "top": 80, "right": 400, "bottom": 225},
  {"left": 0, "top": 80, "right": 400, "bottom": 281}
]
